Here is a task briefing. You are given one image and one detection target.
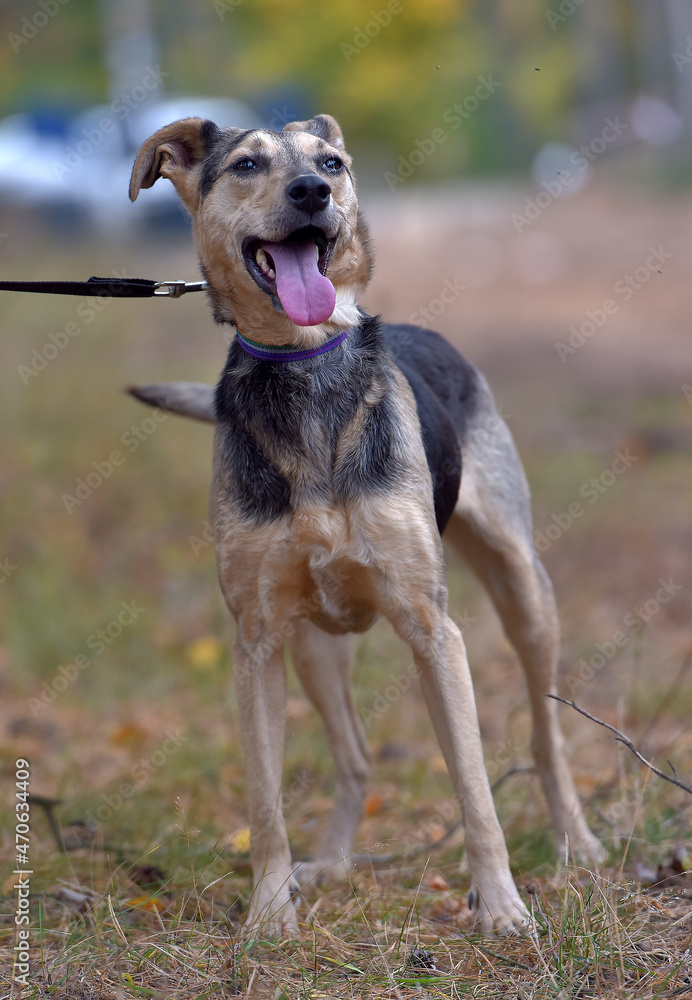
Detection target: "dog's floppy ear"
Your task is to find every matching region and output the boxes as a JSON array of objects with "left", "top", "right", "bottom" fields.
[
  {"left": 129, "top": 117, "right": 222, "bottom": 207},
  {"left": 283, "top": 114, "right": 351, "bottom": 163}
]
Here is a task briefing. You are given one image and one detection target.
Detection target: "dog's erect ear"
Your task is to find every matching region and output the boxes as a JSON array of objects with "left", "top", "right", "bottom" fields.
[
  {"left": 129, "top": 117, "right": 223, "bottom": 207},
  {"left": 283, "top": 114, "right": 350, "bottom": 161}
]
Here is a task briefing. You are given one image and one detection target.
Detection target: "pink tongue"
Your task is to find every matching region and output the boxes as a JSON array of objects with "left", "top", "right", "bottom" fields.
[{"left": 261, "top": 240, "right": 336, "bottom": 326}]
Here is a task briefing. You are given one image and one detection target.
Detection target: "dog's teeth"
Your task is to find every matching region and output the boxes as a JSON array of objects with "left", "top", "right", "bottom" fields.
[
  {"left": 315, "top": 245, "right": 320, "bottom": 260},
  {"left": 255, "top": 247, "right": 275, "bottom": 277}
]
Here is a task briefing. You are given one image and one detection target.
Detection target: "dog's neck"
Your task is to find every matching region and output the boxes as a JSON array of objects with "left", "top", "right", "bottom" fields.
[
  {"left": 206, "top": 279, "right": 362, "bottom": 349},
  {"left": 234, "top": 326, "right": 352, "bottom": 362}
]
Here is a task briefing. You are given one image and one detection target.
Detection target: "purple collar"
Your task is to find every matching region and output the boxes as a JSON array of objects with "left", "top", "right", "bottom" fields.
[{"left": 235, "top": 327, "right": 350, "bottom": 362}]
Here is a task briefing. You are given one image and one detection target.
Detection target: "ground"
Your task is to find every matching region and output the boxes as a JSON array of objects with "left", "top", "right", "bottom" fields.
[{"left": 0, "top": 178, "right": 691, "bottom": 996}]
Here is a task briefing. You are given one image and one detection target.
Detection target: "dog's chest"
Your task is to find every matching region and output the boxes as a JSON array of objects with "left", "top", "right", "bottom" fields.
[
  {"left": 214, "top": 346, "right": 405, "bottom": 525},
  {"left": 211, "top": 501, "right": 385, "bottom": 634}
]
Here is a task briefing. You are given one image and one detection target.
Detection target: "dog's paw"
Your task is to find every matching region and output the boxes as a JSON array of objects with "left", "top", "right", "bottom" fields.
[
  {"left": 467, "top": 881, "right": 530, "bottom": 936},
  {"left": 243, "top": 883, "right": 300, "bottom": 939},
  {"left": 291, "top": 856, "right": 353, "bottom": 889},
  {"left": 243, "top": 904, "right": 299, "bottom": 939}
]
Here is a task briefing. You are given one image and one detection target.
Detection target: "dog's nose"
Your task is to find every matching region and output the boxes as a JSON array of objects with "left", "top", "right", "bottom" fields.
[{"left": 285, "top": 174, "right": 331, "bottom": 215}]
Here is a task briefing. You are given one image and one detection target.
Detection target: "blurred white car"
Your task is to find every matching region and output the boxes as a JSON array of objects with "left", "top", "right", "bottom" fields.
[{"left": 0, "top": 96, "right": 261, "bottom": 236}]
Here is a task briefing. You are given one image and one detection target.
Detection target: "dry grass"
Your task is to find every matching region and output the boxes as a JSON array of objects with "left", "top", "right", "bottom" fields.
[
  {"left": 3, "top": 838, "right": 692, "bottom": 997},
  {"left": 2, "top": 182, "right": 692, "bottom": 996}
]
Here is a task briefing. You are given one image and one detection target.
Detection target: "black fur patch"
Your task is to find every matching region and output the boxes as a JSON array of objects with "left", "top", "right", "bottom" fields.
[
  {"left": 383, "top": 324, "right": 478, "bottom": 532},
  {"left": 197, "top": 119, "right": 222, "bottom": 159},
  {"left": 199, "top": 129, "right": 258, "bottom": 200},
  {"left": 214, "top": 316, "right": 402, "bottom": 523},
  {"left": 214, "top": 316, "right": 478, "bottom": 531},
  {"left": 304, "top": 115, "right": 337, "bottom": 144}
]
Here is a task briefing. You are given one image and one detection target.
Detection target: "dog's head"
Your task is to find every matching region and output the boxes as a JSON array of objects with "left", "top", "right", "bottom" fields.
[{"left": 130, "top": 114, "right": 373, "bottom": 344}]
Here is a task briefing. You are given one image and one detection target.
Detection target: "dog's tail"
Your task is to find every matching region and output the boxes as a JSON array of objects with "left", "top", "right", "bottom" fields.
[{"left": 126, "top": 382, "right": 216, "bottom": 423}]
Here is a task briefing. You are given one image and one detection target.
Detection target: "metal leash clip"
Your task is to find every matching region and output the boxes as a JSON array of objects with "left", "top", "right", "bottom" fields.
[{"left": 153, "top": 280, "right": 209, "bottom": 298}]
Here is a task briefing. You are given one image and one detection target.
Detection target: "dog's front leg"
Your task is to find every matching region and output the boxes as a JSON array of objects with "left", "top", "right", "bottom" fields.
[
  {"left": 408, "top": 615, "right": 528, "bottom": 933},
  {"left": 374, "top": 538, "right": 528, "bottom": 934},
  {"left": 232, "top": 630, "right": 297, "bottom": 935}
]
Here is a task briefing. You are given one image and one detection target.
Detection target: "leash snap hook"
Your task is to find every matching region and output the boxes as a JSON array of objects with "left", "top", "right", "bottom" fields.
[{"left": 154, "top": 280, "right": 189, "bottom": 298}]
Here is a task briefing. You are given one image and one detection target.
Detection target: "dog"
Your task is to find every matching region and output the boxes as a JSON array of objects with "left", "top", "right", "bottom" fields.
[{"left": 127, "top": 113, "right": 604, "bottom": 935}]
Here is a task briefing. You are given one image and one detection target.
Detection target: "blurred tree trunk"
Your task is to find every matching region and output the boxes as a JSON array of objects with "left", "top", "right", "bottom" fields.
[
  {"left": 99, "top": 0, "right": 160, "bottom": 150},
  {"left": 572, "top": 3, "right": 626, "bottom": 106},
  {"left": 99, "top": 0, "right": 158, "bottom": 101},
  {"left": 664, "top": 0, "right": 692, "bottom": 123}
]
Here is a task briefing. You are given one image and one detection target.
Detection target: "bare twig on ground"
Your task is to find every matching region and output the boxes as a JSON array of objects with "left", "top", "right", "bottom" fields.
[
  {"left": 490, "top": 765, "right": 536, "bottom": 793},
  {"left": 547, "top": 694, "right": 692, "bottom": 797},
  {"left": 28, "top": 793, "right": 65, "bottom": 852}
]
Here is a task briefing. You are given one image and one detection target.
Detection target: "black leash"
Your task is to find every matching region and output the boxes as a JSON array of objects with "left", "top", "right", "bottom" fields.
[{"left": 0, "top": 276, "right": 208, "bottom": 299}]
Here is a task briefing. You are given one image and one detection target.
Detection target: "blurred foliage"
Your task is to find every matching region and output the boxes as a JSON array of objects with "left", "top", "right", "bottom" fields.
[{"left": 0, "top": 0, "right": 683, "bottom": 175}]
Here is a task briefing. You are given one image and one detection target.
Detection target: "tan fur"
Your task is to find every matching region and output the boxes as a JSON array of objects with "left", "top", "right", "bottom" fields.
[
  {"left": 193, "top": 134, "right": 367, "bottom": 345},
  {"left": 129, "top": 117, "right": 213, "bottom": 212},
  {"left": 129, "top": 115, "right": 602, "bottom": 938},
  {"left": 446, "top": 467, "right": 604, "bottom": 861},
  {"left": 207, "top": 362, "right": 527, "bottom": 932},
  {"left": 130, "top": 117, "right": 372, "bottom": 347}
]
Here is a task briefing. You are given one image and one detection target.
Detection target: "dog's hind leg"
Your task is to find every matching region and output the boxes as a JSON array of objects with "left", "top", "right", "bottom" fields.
[
  {"left": 445, "top": 380, "right": 605, "bottom": 863},
  {"left": 287, "top": 621, "right": 369, "bottom": 886}
]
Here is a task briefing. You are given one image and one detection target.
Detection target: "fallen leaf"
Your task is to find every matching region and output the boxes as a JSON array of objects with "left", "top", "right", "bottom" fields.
[
  {"left": 574, "top": 773, "right": 600, "bottom": 793},
  {"left": 110, "top": 722, "right": 147, "bottom": 747},
  {"left": 364, "top": 792, "right": 385, "bottom": 816},
  {"left": 635, "top": 897, "right": 676, "bottom": 917},
  {"left": 428, "top": 894, "right": 475, "bottom": 928},
  {"left": 124, "top": 894, "right": 167, "bottom": 913},
  {"left": 186, "top": 636, "right": 224, "bottom": 670},
  {"left": 418, "top": 823, "right": 446, "bottom": 843},
  {"left": 229, "top": 826, "right": 251, "bottom": 853},
  {"left": 424, "top": 871, "right": 450, "bottom": 892}
]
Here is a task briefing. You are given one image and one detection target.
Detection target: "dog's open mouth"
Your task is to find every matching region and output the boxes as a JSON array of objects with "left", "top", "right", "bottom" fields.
[{"left": 242, "top": 226, "right": 337, "bottom": 327}]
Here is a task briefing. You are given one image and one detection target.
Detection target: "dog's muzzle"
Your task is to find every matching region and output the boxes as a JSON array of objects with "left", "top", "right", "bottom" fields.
[
  {"left": 285, "top": 174, "right": 332, "bottom": 217},
  {"left": 242, "top": 224, "right": 338, "bottom": 327}
]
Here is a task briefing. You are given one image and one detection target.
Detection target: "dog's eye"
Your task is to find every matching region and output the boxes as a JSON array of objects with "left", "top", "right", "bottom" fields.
[
  {"left": 323, "top": 156, "right": 343, "bottom": 172},
  {"left": 232, "top": 157, "right": 258, "bottom": 172}
]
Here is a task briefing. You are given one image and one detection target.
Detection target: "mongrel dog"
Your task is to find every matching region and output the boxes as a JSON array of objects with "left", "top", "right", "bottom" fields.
[{"left": 128, "top": 113, "right": 604, "bottom": 935}]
